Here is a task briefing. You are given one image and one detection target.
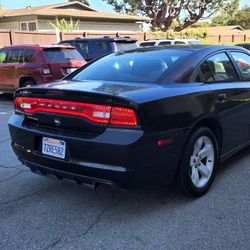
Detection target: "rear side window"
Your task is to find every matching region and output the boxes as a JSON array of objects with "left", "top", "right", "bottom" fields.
[
  {"left": 159, "top": 41, "right": 171, "bottom": 46},
  {"left": 200, "top": 61, "right": 214, "bottom": 82},
  {"left": 72, "top": 49, "right": 191, "bottom": 83},
  {"left": 231, "top": 52, "right": 250, "bottom": 80},
  {"left": 0, "top": 50, "right": 7, "bottom": 63},
  {"left": 200, "top": 53, "right": 238, "bottom": 82},
  {"left": 174, "top": 41, "right": 186, "bottom": 45},
  {"left": 140, "top": 42, "right": 156, "bottom": 47},
  {"left": 43, "top": 48, "right": 83, "bottom": 62},
  {"left": 8, "top": 49, "right": 22, "bottom": 63},
  {"left": 188, "top": 40, "right": 203, "bottom": 45},
  {"left": 19, "top": 49, "right": 35, "bottom": 63}
]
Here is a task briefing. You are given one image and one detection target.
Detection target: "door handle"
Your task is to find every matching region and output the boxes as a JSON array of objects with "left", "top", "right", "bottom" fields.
[{"left": 218, "top": 94, "right": 227, "bottom": 103}]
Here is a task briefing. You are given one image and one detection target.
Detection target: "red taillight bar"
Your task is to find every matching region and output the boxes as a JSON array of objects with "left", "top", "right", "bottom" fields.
[{"left": 14, "top": 97, "right": 138, "bottom": 127}]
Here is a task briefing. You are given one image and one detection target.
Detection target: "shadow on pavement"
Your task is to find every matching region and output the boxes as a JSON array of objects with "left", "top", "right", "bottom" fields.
[
  {"left": 218, "top": 145, "right": 250, "bottom": 175},
  {"left": 0, "top": 93, "right": 14, "bottom": 102}
]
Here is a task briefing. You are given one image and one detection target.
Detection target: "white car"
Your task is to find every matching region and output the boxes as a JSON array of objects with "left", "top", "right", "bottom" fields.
[{"left": 139, "top": 39, "right": 203, "bottom": 47}]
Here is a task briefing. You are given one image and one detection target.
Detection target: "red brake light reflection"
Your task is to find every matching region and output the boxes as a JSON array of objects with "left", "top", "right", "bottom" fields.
[{"left": 14, "top": 97, "right": 138, "bottom": 127}]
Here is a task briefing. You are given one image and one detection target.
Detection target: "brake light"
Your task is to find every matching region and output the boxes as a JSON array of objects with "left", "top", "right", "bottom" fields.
[
  {"left": 14, "top": 97, "right": 138, "bottom": 127},
  {"left": 110, "top": 107, "right": 137, "bottom": 126}
]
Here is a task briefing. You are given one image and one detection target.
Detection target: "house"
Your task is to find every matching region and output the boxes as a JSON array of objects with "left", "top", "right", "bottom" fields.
[
  {"left": 191, "top": 25, "right": 246, "bottom": 35},
  {"left": 205, "top": 25, "right": 245, "bottom": 35},
  {"left": 0, "top": 1, "right": 150, "bottom": 33},
  {"left": 189, "top": 25, "right": 248, "bottom": 43}
]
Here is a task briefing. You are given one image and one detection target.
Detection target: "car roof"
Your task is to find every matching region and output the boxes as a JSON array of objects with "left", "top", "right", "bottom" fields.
[
  {"left": 236, "top": 43, "right": 250, "bottom": 46},
  {"left": 140, "top": 39, "right": 173, "bottom": 43},
  {"left": 175, "top": 39, "right": 199, "bottom": 41},
  {"left": 60, "top": 36, "right": 137, "bottom": 43},
  {"left": 2, "top": 44, "right": 75, "bottom": 49},
  {"left": 140, "top": 38, "right": 200, "bottom": 43},
  {"left": 130, "top": 44, "right": 246, "bottom": 53}
]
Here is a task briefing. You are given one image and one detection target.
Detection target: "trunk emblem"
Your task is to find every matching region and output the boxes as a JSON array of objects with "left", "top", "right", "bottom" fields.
[{"left": 54, "top": 118, "right": 61, "bottom": 126}]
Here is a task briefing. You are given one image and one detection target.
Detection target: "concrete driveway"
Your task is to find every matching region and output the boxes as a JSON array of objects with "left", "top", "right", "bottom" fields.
[{"left": 0, "top": 94, "right": 249, "bottom": 250}]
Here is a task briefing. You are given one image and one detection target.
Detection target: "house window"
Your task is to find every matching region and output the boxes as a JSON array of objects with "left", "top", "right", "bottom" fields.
[
  {"left": 20, "top": 23, "right": 28, "bottom": 31},
  {"left": 20, "top": 22, "right": 37, "bottom": 31},
  {"left": 28, "top": 22, "right": 37, "bottom": 31}
]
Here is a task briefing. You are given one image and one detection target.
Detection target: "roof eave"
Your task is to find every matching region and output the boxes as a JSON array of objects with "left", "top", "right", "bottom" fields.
[
  {"left": 2, "top": 13, "right": 150, "bottom": 22},
  {"left": 48, "top": 1, "right": 98, "bottom": 12}
]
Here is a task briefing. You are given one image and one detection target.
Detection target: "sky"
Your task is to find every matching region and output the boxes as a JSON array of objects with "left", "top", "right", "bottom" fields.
[
  {"left": 0, "top": 0, "right": 113, "bottom": 11},
  {"left": 0, "top": 0, "right": 250, "bottom": 11}
]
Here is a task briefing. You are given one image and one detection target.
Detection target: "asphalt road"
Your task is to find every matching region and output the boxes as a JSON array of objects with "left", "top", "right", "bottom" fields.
[{"left": 0, "top": 94, "right": 249, "bottom": 250}]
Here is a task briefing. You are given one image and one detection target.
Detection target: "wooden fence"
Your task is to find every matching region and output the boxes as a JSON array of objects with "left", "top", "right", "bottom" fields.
[
  {"left": 0, "top": 30, "right": 144, "bottom": 47},
  {"left": 0, "top": 29, "right": 250, "bottom": 47},
  {"left": 145, "top": 33, "right": 249, "bottom": 44}
]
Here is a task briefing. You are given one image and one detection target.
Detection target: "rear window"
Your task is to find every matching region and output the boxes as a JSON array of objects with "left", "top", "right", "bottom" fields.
[
  {"left": 91, "top": 41, "right": 112, "bottom": 53},
  {"left": 43, "top": 48, "right": 83, "bottom": 62},
  {"left": 71, "top": 49, "right": 191, "bottom": 83},
  {"left": 75, "top": 41, "right": 89, "bottom": 55},
  {"left": 115, "top": 42, "right": 138, "bottom": 52},
  {"left": 140, "top": 42, "right": 156, "bottom": 47}
]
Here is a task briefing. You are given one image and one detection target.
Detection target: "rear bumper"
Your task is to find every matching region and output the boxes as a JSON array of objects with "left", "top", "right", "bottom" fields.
[
  {"left": 9, "top": 114, "right": 188, "bottom": 189},
  {"left": 20, "top": 159, "right": 123, "bottom": 190}
]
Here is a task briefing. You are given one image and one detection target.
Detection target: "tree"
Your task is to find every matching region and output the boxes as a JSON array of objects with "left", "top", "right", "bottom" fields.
[
  {"left": 68, "top": 0, "right": 90, "bottom": 6},
  {"left": 212, "top": 0, "right": 240, "bottom": 25},
  {"left": 212, "top": 1, "right": 250, "bottom": 29},
  {"left": 234, "top": 5, "right": 250, "bottom": 29},
  {"left": 103, "top": 0, "right": 227, "bottom": 31}
]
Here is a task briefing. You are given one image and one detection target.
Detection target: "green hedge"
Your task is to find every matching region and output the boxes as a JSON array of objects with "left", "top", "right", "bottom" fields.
[{"left": 147, "top": 29, "right": 208, "bottom": 40}]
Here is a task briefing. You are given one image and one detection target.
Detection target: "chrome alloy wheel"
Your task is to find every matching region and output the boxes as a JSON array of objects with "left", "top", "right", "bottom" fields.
[{"left": 190, "top": 136, "right": 215, "bottom": 188}]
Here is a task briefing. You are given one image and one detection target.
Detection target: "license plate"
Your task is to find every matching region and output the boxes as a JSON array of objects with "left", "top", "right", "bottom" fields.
[
  {"left": 42, "top": 137, "right": 66, "bottom": 159},
  {"left": 66, "top": 68, "right": 77, "bottom": 74}
]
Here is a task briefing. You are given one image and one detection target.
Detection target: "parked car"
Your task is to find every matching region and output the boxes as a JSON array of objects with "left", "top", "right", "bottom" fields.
[
  {"left": 59, "top": 36, "right": 138, "bottom": 61},
  {"left": 9, "top": 45, "right": 250, "bottom": 197},
  {"left": 139, "top": 39, "right": 203, "bottom": 47},
  {"left": 0, "top": 44, "right": 86, "bottom": 92},
  {"left": 235, "top": 43, "right": 250, "bottom": 51}
]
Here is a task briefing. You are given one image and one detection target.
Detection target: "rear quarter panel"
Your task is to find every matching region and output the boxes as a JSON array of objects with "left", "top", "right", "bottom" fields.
[{"left": 130, "top": 83, "right": 214, "bottom": 132}]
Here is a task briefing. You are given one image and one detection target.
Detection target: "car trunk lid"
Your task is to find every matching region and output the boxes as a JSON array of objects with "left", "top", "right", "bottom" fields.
[{"left": 14, "top": 83, "right": 140, "bottom": 135}]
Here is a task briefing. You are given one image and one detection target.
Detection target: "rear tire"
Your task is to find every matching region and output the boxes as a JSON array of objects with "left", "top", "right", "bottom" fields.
[{"left": 176, "top": 127, "right": 218, "bottom": 197}]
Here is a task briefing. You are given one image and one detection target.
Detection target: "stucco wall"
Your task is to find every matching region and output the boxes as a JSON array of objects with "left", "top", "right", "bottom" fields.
[
  {"left": 0, "top": 16, "right": 143, "bottom": 33},
  {"left": 38, "top": 19, "right": 142, "bottom": 33},
  {"left": 0, "top": 21, "right": 19, "bottom": 30},
  {"left": 0, "top": 16, "right": 38, "bottom": 30}
]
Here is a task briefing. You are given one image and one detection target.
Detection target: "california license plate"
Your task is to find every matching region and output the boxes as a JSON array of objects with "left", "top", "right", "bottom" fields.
[{"left": 42, "top": 137, "right": 66, "bottom": 159}]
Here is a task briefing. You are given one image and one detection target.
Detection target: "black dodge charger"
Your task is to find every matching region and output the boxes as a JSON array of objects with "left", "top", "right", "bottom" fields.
[{"left": 9, "top": 45, "right": 250, "bottom": 197}]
